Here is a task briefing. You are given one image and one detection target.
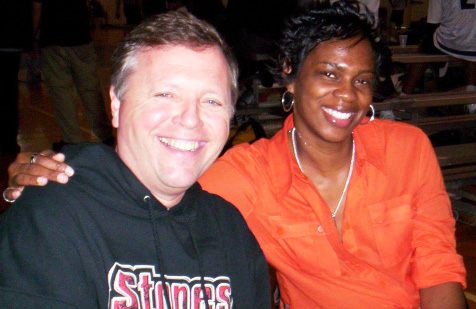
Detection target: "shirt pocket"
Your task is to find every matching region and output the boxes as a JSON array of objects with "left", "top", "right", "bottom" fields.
[
  {"left": 368, "top": 194, "right": 414, "bottom": 268},
  {"left": 268, "top": 215, "right": 341, "bottom": 277}
]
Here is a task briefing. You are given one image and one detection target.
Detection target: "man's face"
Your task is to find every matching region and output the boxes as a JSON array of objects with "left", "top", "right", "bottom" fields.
[{"left": 110, "top": 45, "right": 233, "bottom": 207}]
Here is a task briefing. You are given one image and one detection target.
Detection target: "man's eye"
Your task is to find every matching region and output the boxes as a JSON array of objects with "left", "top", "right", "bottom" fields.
[
  {"left": 205, "top": 99, "right": 222, "bottom": 106},
  {"left": 156, "top": 93, "right": 171, "bottom": 98}
]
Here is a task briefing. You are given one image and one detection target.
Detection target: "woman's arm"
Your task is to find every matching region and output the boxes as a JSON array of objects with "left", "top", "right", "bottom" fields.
[
  {"left": 411, "top": 134, "right": 467, "bottom": 307},
  {"left": 4, "top": 150, "right": 74, "bottom": 201},
  {"left": 419, "top": 282, "right": 467, "bottom": 309}
]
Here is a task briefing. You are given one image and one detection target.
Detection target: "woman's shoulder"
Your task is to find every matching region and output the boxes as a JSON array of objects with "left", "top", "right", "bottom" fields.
[
  {"left": 372, "top": 118, "right": 424, "bottom": 132},
  {"left": 200, "top": 137, "right": 276, "bottom": 202},
  {"left": 362, "top": 119, "right": 429, "bottom": 142},
  {"left": 216, "top": 137, "right": 273, "bottom": 171},
  {"left": 355, "top": 119, "right": 434, "bottom": 159}
]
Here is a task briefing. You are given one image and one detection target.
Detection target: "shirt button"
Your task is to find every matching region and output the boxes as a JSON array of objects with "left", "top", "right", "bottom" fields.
[
  {"left": 345, "top": 223, "right": 351, "bottom": 230},
  {"left": 317, "top": 226, "right": 324, "bottom": 233},
  {"left": 376, "top": 218, "right": 383, "bottom": 224},
  {"left": 358, "top": 160, "right": 364, "bottom": 167}
]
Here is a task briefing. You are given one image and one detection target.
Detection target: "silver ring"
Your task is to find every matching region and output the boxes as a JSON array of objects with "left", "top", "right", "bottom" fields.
[
  {"left": 3, "top": 187, "right": 17, "bottom": 203},
  {"left": 30, "top": 152, "right": 40, "bottom": 164}
]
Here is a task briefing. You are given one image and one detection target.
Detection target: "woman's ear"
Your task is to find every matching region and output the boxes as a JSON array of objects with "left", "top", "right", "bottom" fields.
[
  {"left": 110, "top": 87, "right": 120, "bottom": 129},
  {"left": 283, "top": 58, "right": 292, "bottom": 75},
  {"left": 286, "top": 83, "right": 295, "bottom": 93},
  {"left": 283, "top": 58, "right": 294, "bottom": 93}
]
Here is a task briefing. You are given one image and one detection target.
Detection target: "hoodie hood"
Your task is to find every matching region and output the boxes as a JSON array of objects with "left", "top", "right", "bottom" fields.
[{"left": 63, "top": 143, "right": 202, "bottom": 218}]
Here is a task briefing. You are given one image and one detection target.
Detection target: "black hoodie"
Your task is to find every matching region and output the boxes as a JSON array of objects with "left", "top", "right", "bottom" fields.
[{"left": 0, "top": 143, "right": 270, "bottom": 308}]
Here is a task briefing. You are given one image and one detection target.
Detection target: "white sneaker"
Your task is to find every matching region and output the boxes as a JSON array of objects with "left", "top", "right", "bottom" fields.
[
  {"left": 466, "top": 85, "right": 476, "bottom": 92},
  {"left": 379, "top": 110, "right": 396, "bottom": 121},
  {"left": 465, "top": 103, "right": 476, "bottom": 114}
]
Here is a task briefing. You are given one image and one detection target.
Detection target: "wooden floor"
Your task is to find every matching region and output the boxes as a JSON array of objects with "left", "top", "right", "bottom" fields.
[{"left": 0, "top": 27, "right": 475, "bottom": 307}]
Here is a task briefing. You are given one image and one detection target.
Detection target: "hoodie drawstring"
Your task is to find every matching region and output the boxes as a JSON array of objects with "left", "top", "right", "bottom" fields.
[
  {"left": 187, "top": 223, "right": 211, "bottom": 307},
  {"left": 145, "top": 195, "right": 173, "bottom": 309}
]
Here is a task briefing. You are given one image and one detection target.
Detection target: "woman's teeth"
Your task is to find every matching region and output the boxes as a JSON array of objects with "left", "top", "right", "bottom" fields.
[{"left": 322, "top": 107, "right": 352, "bottom": 119}]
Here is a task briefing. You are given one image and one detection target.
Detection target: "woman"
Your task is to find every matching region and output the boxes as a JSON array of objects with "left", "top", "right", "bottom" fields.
[{"left": 4, "top": 1, "right": 467, "bottom": 307}]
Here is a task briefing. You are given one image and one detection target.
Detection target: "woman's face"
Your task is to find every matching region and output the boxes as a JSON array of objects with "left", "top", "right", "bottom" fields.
[{"left": 288, "top": 36, "right": 375, "bottom": 144}]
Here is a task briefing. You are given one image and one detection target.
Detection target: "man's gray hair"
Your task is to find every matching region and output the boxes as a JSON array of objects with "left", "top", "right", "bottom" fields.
[{"left": 111, "top": 10, "right": 239, "bottom": 104}]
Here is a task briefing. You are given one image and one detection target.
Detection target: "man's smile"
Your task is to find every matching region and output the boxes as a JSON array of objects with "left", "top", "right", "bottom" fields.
[{"left": 158, "top": 137, "right": 201, "bottom": 151}]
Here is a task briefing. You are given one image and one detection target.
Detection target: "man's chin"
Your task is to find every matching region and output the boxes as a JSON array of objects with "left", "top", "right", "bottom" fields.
[{"left": 163, "top": 174, "right": 202, "bottom": 191}]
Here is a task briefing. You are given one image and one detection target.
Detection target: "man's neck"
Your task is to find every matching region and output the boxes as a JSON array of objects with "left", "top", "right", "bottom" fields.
[{"left": 152, "top": 192, "right": 185, "bottom": 209}]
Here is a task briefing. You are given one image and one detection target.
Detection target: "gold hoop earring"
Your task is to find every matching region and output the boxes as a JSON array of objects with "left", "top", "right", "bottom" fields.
[
  {"left": 360, "top": 105, "right": 375, "bottom": 125},
  {"left": 281, "top": 91, "right": 294, "bottom": 112}
]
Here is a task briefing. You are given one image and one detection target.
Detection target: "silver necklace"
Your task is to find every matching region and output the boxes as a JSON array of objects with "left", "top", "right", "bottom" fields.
[{"left": 291, "top": 127, "right": 355, "bottom": 218}]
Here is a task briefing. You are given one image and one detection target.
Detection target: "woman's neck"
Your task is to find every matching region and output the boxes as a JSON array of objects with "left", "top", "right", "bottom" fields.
[{"left": 289, "top": 128, "right": 354, "bottom": 177}]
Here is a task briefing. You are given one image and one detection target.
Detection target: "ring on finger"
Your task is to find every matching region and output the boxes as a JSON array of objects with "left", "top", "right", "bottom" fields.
[
  {"left": 30, "top": 152, "right": 40, "bottom": 164},
  {"left": 3, "top": 187, "right": 17, "bottom": 203}
]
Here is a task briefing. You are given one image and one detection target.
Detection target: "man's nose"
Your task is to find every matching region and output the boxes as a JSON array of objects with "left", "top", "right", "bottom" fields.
[{"left": 172, "top": 101, "right": 204, "bottom": 128}]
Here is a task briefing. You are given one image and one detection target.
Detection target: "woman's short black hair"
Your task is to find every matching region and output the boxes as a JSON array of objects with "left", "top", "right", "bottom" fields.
[{"left": 272, "top": 0, "right": 391, "bottom": 86}]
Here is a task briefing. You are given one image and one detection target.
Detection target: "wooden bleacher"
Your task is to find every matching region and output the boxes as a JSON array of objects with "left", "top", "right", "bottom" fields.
[
  {"left": 374, "top": 91, "right": 476, "bottom": 181},
  {"left": 435, "top": 143, "right": 476, "bottom": 181},
  {"left": 389, "top": 45, "right": 420, "bottom": 54},
  {"left": 391, "top": 53, "right": 463, "bottom": 64},
  {"left": 373, "top": 91, "right": 476, "bottom": 132}
]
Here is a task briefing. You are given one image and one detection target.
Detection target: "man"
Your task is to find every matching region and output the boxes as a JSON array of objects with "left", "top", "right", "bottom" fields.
[
  {"left": 359, "top": 0, "right": 380, "bottom": 22},
  {"left": 0, "top": 11, "right": 270, "bottom": 308},
  {"left": 0, "top": 0, "right": 32, "bottom": 156},
  {"left": 115, "top": 0, "right": 142, "bottom": 25},
  {"left": 33, "top": 0, "right": 114, "bottom": 150},
  {"left": 401, "top": 0, "right": 476, "bottom": 103}
]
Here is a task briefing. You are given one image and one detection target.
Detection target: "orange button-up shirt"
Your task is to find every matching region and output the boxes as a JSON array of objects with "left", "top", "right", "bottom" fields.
[{"left": 199, "top": 115, "right": 466, "bottom": 308}]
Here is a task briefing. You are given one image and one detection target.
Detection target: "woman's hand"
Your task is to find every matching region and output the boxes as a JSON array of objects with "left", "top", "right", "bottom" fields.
[{"left": 4, "top": 150, "right": 74, "bottom": 202}]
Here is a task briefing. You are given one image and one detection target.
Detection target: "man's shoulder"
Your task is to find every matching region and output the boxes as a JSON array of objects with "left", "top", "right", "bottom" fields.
[
  {"left": 63, "top": 143, "right": 124, "bottom": 186},
  {"left": 198, "top": 190, "right": 262, "bottom": 252},
  {"left": 8, "top": 144, "right": 120, "bottom": 218},
  {"left": 4, "top": 180, "right": 84, "bottom": 230},
  {"left": 199, "top": 189, "right": 251, "bottom": 229},
  {"left": 199, "top": 189, "right": 241, "bottom": 215},
  {"left": 62, "top": 142, "right": 117, "bottom": 166}
]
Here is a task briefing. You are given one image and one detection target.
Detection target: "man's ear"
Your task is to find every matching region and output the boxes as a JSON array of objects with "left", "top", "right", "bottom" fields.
[{"left": 110, "top": 86, "right": 120, "bottom": 129}]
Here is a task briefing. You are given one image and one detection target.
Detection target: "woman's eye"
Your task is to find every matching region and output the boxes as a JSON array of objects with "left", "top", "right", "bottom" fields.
[
  {"left": 321, "top": 71, "right": 336, "bottom": 79},
  {"left": 356, "top": 79, "right": 371, "bottom": 85}
]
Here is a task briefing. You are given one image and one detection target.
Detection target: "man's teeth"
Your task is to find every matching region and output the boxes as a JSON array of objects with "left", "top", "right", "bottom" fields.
[
  {"left": 322, "top": 107, "right": 352, "bottom": 120},
  {"left": 158, "top": 137, "right": 199, "bottom": 151}
]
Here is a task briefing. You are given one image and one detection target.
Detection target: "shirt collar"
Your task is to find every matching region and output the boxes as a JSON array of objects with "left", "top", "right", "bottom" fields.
[
  {"left": 266, "top": 114, "right": 387, "bottom": 198},
  {"left": 353, "top": 118, "right": 387, "bottom": 174}
]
